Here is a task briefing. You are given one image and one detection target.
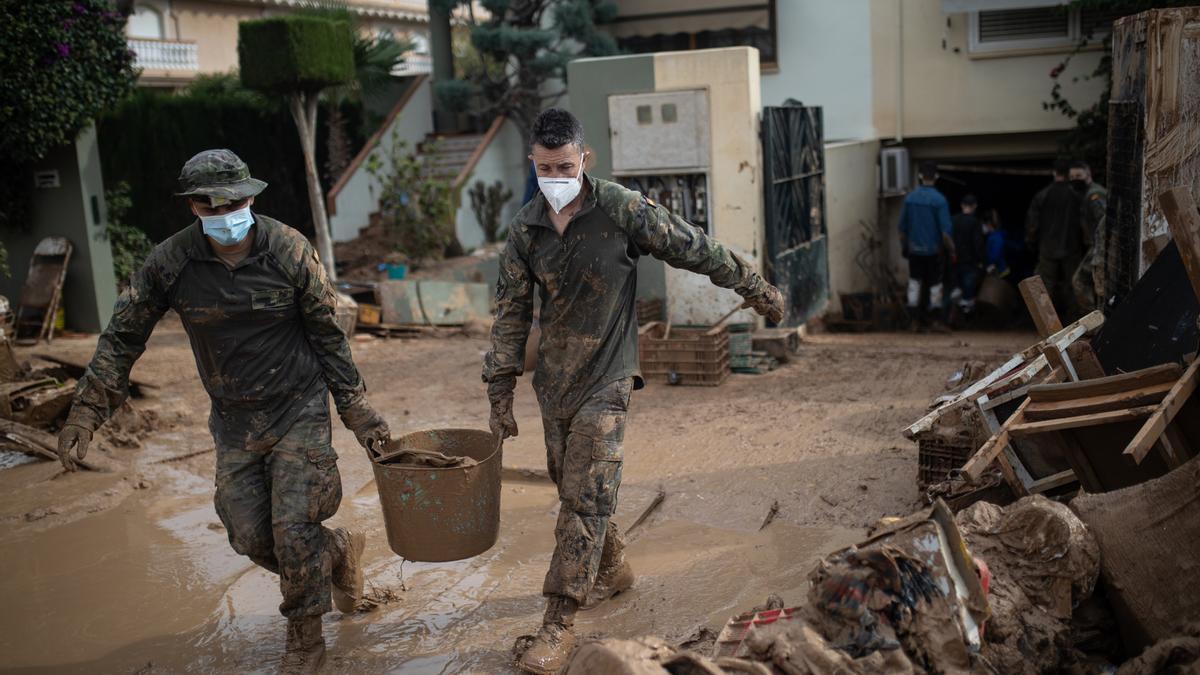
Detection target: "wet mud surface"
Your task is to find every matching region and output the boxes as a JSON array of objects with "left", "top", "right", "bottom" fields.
[{"left": 0, "top": 317, "right": 1033, "bottom": 672}]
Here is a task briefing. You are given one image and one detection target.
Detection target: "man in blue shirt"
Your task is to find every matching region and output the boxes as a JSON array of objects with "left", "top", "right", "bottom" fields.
[{"left": 899, "top": 162, "right": 956, "bottom": 330}]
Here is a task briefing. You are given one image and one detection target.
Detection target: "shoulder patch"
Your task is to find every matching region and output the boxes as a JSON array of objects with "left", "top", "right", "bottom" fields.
[{"left": 644, "top": 196, "right": 657, "bottom": 208}]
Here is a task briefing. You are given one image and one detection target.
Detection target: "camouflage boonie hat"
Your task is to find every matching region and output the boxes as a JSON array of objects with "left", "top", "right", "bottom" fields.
[{"left": 176, "top": 149, "right": 267, "bottom": 205}]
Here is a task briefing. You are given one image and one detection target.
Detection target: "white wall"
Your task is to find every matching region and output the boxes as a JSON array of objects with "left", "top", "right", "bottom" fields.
[
  {"left": 455, "top": 118, "right": 528, "bottom": 250},
  {"left": 329, "top": 77, "right": 434, "bottom": 242},
  {"left": 824, "top": 139, "right": 884, "bottom": 313},
  {"left": 761, "top": 0, "right": 876, "bottom": 142}
]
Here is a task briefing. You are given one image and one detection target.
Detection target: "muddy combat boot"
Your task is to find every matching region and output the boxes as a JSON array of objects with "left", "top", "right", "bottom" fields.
[
  {"left": 280, "top": 616, "right": 325, "bottom": 674},
  {"left": 330, "top": 527, "right": 366, "bottom": 614},
  {"left": 582, "top": 526, "right": 634, "bottom": 609},
  {"left": 516, "top": 596, "right": 578, "bottom": 674}
]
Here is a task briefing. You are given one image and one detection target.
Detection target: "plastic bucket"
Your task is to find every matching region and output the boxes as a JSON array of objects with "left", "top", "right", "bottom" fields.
[{"left": 370, "top": 429, "right": 502, "bottom": 562}]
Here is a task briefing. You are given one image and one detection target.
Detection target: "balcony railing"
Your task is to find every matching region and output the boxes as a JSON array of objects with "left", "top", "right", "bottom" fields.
[{"left": 128, "top": 37, "right": 198, "bottom": 71}]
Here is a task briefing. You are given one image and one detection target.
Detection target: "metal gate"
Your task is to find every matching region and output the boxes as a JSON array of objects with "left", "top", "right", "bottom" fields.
[{"left": 761, "top": 104, "right": 828, "bottom": 326}]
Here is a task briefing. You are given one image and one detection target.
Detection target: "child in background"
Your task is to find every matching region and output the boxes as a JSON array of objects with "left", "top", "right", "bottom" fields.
[{"left": 983, "top": 209, "right": 1009, "bottom": 278}]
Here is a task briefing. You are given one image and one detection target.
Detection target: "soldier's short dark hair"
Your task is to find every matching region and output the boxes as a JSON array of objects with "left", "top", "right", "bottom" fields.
[
  {"left": 918, "top": 161, "right": 938, "bottom": 181},
  {"left": 1053, "top": 158, "right": 1071, "bottom": 176},
  {"left": 1070, "top": 160, "right": 1091, "bottom": 172},
  {"left": 532, "top": 108, "right": 584, "bottom": 151},
  {"left": 962, "top": 193, "right": 978, "bottom": 208}
]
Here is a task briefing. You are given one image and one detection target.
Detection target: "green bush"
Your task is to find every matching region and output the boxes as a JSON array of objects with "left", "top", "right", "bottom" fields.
[
  {"left": 102, "top": 182, "right": 153, "bottom": 287},
  {"left": 238, "top": 16, "right": 355, "bottom": 93},
  {"left": 98, "top": 74, "right": 365, "bottom": 242},
  {"left": 366, "top": 136, "right": 455, "bottom": 261}
]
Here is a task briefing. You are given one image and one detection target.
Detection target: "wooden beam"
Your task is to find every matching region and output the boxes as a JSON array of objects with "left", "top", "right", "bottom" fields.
[
  {"left": 1009, "top": 405, "right": 1159, "bottom": 435},
  {"left": 1019, "top": 276, "right": 1064, "bottom": 338},
  {"left": 1024, "top": 381, "right": 1174, "bottom": 420},
  {"left": 1124, "top": 358, "right": 1200, "bottom": 464},
  {"left": 1027, "top": 363, "right": 1183, "bottom": 402},
  {"left": 1158, "top": 187, "right": 1200, "bottom": 302},
  {"left": 1029, "top": 469, "right": 1078, "bottom": 494},
  {"left": 962, "top": 397, "right": 1032, "bottom": 482}
]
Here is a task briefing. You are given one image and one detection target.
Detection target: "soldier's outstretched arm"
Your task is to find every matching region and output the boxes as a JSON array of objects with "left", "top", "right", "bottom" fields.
[
  {"left": 613, "top": 189, "right": 785, "bottom": 323},
  {"left": 60, "top": 257, "right": 170, "bottom": 470},
  {"left": 482, "top": 233, "right": 534, "bottom": 439},
  {"left": 294, "top": 244, "right": 388, "bottom": 453}
]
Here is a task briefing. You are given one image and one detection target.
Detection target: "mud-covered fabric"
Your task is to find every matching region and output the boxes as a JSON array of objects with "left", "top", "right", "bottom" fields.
[
  {"left": 483, "top": 175, "right": 770, "bottom": 418},
  {"left": 70, "top": 215, "right": 365, "bottom": 451},
  {"left": 213, "top": 392, "right": 342, "bottom": 619},
  {"left": 1074, "top": 184, "right": 1109, "bottom": 310},
  {"left": 541, "top": 377, "right": 631, "bottom": 602},
  {"left": 175, "top": 148, "right": 268, "bottom": 202}
]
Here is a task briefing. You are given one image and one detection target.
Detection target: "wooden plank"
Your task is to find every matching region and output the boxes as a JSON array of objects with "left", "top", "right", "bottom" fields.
[
  {"left": 962, "top": 397, "right": 1032, "bottom": 482},
  {"left": 1027, "top": 363, "right": 1183, "bottom": 402},
  {"left": 1042, "top": 345, "right": 1078, "bottom": 382},
  {"left": 1025, "top": 381, "right": 1174, "bottom": 420},
  {"left": 1157, "top": 424, "right": 1187, "bottom": 469},
  {"left": 1010, "top": 405, "right": 1159, "bottom": 435},
  {"left": 1029, "top": 469, "right": 1078, "bottom": 494},
  {"left": 999, "top": 444, "right": 1033, "bottom": 496},
  {"left": 1124, "top": 358, "right": 1200, "bottom": 464},
  {"left": 0, "top": 419, "right": 102, "bottom": 471},
  {"left": 1158, "top": 187, "right": 1200, "bottom": 302},
  {"left": 1019, "top": 275, "right": 1064, "bottom": 338},
  {"left": 1066, "top": 341, "right": 1107, "bottom": 380}
]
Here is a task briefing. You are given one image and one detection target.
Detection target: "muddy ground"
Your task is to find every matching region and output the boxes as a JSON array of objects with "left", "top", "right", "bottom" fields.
[{"left": 0, "top": 317, "right": 1033, "bottom": 673}]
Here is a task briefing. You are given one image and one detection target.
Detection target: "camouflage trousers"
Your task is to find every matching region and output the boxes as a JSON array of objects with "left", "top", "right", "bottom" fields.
[
  {"left": 213, "top": 392, "right": 343, "bottom": 620},
  {"left": 1036, "top": 253, "right": 1083, "bottom": 321},
  {"left": 541, "top": 377, "right": 632, "bottom": 603}
]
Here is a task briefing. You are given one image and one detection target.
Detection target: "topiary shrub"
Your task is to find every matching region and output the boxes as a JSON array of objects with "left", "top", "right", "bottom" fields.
[{"left": 238, "top": 16, "right": 355, "bottom": 93}]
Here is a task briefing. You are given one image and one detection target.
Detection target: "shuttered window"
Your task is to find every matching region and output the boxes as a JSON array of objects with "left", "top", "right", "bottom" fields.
[
  {"left": 978, "top": 7, "right": 1069, "bottom": 42},
  {"left": 969, "top": 5, "right": 1117, "bottom": 53}
]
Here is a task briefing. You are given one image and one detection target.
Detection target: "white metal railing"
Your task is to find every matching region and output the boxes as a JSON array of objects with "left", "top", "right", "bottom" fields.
[{"left": 128, "top": 38, "right": 199, "bottom": 71}]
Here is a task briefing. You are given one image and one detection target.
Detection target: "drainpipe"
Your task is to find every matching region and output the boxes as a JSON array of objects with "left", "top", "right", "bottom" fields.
[{"left": 896, "top": 0, "right": 904, "bottom": 143}]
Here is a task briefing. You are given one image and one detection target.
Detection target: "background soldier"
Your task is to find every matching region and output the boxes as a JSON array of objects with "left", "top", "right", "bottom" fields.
[
  {"left": 56, "top": 149, "right": 389, "bottom": 674},
  {"left": 1026, "top": 158, "right": 1083, "bottom": 319},
  {"left": 1069, "top": 160, "right": 1109, "bottom": 311},
  {"left": 484, "top": 109, "right": 785, "bottom": 674}
]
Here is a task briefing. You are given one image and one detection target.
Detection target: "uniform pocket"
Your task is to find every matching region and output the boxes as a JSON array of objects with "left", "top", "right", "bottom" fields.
[
  {"left": 306, "top": 446, "right": 342, "bottom": 522},
  {"left": 251, "top": 287, "right": 295, "bottom": 310},
  {"left": 575, "top": 438, "right": 623, "bottom": 516}
]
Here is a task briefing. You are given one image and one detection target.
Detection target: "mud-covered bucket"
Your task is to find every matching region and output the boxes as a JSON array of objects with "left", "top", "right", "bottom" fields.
[{"left": 370, "top": 429, "right": 502, "bottom": 562}]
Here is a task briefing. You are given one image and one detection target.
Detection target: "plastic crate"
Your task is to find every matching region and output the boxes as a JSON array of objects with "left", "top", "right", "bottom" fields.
[
  {"left": 917, "top": 434, "right": 977, "bottom": 489},
  {"left": 639, "top": 323, "right": 730, "bottom": 386},
  {"left": 714, "top": 607, "right": 803, "bottom": 658}
]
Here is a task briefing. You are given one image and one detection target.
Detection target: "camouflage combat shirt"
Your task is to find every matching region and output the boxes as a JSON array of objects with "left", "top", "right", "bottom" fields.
[
  {"left": 72, "top": 215, "right": 365, "bottom": 451},
  {"left": 483, "top": 174, "right": 770, "bottom": 418}
]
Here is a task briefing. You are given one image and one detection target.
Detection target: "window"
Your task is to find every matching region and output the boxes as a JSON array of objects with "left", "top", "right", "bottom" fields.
[
  {"left": 968, "top": 5, "right": 1118, "bottom": 53},
  {"left": 609, "top": 0, "right": 778, "bottom": 68},
  {"left": 636, "top": 105, "right": 653, "bottom": 125},
  {"left": 661, "top": 103, "right": 677, "bottom": 123},
  {"left": 127, "top": 3, "right": 165, "bottom": 39}
]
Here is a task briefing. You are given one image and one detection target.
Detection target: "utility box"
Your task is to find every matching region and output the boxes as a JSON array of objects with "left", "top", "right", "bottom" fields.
[{"left": 610, "top": 90, "right": 711, "bottom": 174}]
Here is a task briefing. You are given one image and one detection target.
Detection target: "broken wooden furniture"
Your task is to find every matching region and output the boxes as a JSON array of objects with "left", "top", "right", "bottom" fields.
[
  {"left": 964, "top": 360, "right": 1198, "bottom": 494},
  {"left": 14, "top": 237, "right": 72, "bottom": 344}
]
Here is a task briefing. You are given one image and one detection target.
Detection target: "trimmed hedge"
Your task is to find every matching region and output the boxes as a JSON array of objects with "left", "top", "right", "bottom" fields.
[
  {"left": 239, "top": 16, "right": 355, "bottom": 93},
  {"left": 98, "top": 79, "right": 364, "bottom": 243}
]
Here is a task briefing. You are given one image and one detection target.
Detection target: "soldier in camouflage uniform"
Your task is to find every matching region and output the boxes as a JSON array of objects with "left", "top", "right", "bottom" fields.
[
  {"left": 1068, "top": 161, "right": 1109, "bottom": 312},
  {"left": 484, "top": 109, "right": 786, "bottom": 674},
  {"left": 56, "top": 150, "right": 389, "bottom": 674}
]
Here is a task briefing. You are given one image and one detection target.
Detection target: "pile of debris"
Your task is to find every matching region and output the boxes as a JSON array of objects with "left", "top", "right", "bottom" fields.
[{"left": 0, "top": 304, "right": 157, "bottom": 472}]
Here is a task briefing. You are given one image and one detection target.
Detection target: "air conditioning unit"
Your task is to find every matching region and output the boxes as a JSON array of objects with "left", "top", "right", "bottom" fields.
[{"left": 880, "top": 147, "right": 910, "bottom": 196}]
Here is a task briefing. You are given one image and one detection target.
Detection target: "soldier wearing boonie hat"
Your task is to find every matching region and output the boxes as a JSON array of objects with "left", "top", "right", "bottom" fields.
[{"left": 59, "top": 148, "right": 389, "bottom": 673}]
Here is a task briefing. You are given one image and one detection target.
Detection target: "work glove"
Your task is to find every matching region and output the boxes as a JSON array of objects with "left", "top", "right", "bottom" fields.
[
  {"left": 487, "top": 379, "right": 518, "bottom": 440},
  {"left": 743, "top": 282, "right": 786, "bottom": 325},
  {"left": 57, "top": 424, "right": 93, "bottom": 472},
  {"left": 341, "top": 401, "right": 390, "bottom": 454}
]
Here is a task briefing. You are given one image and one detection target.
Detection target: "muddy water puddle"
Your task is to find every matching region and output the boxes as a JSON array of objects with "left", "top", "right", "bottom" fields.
[{"left": 0, "top": 467, "right": 856, "bottom": 673}]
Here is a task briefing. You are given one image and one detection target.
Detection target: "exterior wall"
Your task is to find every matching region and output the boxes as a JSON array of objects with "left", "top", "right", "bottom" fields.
[
  {"left": 1, "top": 127, "right": 118, "bottom": 333},
  {"left": 824, "top": 139, "right": 884, "bottom": 313},
  {"left": 760, "top": 0, "right": 876, "bottom": 141},
  {"left": 652, "top": 47, "right": 765, "bottom": 326},
  {"left": 870, "top": 0, "right": 1106, "bottom": 140},
  {"left": 454, "top": 118, "right": 528, "bottom": 250},
  {"left": 328, "top": 77, "right": 434, "bottom": 242}
]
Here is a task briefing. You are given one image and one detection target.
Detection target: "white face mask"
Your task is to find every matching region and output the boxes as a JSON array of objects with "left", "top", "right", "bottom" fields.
[
  {"left": 537, "top": 155, "right": 584, "bottom": 214},
  {"left": 200, "top": 205, "right": 255, "bottom": 246}
]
